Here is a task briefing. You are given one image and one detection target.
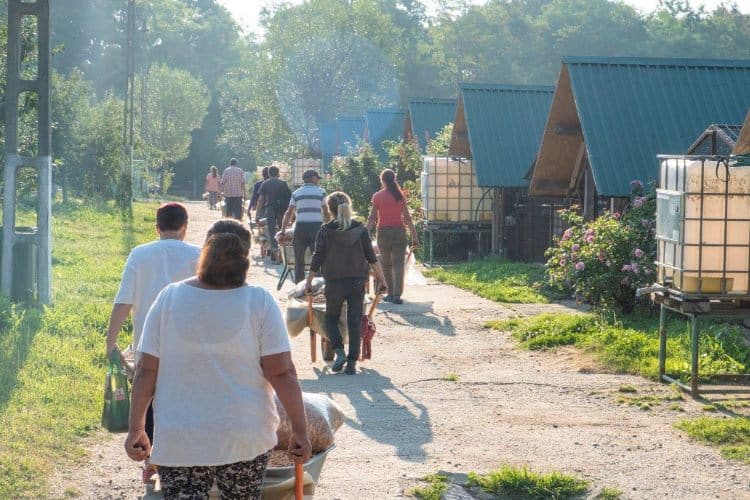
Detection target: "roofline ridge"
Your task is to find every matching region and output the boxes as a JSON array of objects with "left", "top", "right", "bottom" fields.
[
  {"left": 460, "top": 82, "right": 555, "bottom": 92},
  {"left": 563, "top": 55, "right": 750, "bottom": 68}
]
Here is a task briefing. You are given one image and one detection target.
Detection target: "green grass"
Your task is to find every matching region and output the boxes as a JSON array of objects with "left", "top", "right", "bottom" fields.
[
  {"left": 442, "top": 372, "right": 459, "bottom": 382},
  {"left": 485, "top": 312, "right": 750, "bottom": 381},
  {"left": 466, "top": 465, "right": 589, "bottom": 499},
  {"left": 596, "top": 487, "right": 623, "bottom": 499},
  {"left": 676, "top": 416, "right": 750, "bottom": 463},
  {"left": 423, "top": 257, "right": 555, "bottom": 303},
  {"left": 0, "top": 200, "right": 159, "bottom": 498},
  {"left": 408, "top": 474, "right": 450, "bottom": 500}
]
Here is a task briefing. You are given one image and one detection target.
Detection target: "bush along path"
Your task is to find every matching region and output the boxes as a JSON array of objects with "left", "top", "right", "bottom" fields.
[{"left": 48, "top": 202, "right": 750, "bottom": 499}]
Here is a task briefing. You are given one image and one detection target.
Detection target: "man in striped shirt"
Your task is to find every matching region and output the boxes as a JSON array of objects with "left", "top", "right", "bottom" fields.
[
  {"left": 220, "top": 158, "right": 246, "bottom": 220},
  {"left": 281, "top": 169, "right": 326, "bottom": 282}
]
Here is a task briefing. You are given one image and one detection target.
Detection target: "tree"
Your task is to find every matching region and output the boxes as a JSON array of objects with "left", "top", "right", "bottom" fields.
[
  {"left": 426, "top": 123, "right": 453, "bottom": 157},
  {"left": 135, "top": 64, "right": 209, "bottom": 193}
]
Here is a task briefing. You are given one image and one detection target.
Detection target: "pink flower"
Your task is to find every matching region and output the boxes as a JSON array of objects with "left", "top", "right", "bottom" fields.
[
  {"left": 585, "top": 234, "right": 595, "bottom": 244},
  {"left": 572, "top": 244, "right": 580, "bottom": 252},
  {"left": 633, "top": 196, "right": 647, "bottom": 208},
  {"left": 631, "top": 263, "right": 640, "bottom": 274},
  {"left": 575, "top": 262, "right": 585, "bottom": 271},
  {"left": 571, "top": 253, "right": 578, "bottom": 261},
  {"left": 613, "top": 212, "right": 622, "bottom": 221},
  {"left": 559, "top": 258, "right": 567, "bottom": 267},
  {"left": 634, "top": 248, "right": 644, "bottom": 258},
  {"left": 622, "top": 264, "right": 632, "bottom": 272},
  {"left": 630, "top": 179, "right": 644, "bottom": 190}
]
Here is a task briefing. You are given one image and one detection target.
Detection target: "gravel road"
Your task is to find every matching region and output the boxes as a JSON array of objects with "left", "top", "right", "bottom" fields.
[{"left": 49, "top": 202, "right": 750, "bottom": 499}]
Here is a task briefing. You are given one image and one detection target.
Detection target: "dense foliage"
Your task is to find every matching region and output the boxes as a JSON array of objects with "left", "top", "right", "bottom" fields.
[{"left": 546, "top": 181, "right": 656, "bottom": 312}]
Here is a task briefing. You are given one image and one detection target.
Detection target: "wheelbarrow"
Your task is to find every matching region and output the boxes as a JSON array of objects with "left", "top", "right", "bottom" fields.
[{"left": 278, "top": 244, "right": 312, "bottom": 291}]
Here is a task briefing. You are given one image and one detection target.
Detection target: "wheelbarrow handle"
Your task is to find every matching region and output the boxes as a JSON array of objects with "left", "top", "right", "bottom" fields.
[
  {"left": 367, "top": 293, "right": 382, "bottom": 320},
  {"left": 306, "top": 294, "right": 314, "bottom": 328},
  {"left": 295, "top": 462, "right": 304, "bottom": 500}
]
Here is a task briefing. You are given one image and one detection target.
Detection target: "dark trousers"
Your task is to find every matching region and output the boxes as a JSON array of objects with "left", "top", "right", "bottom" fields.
[
  {"left": 377, "top": 227, "right": 407, "bottom": 297},
  {"left": 325, "top": 278, "right": 366, "bottom": 361},
  {"left": 293, "top": 222, "right": 321, "bottom": 283},
  {"left": 225, "top": 196, "right": 243, "bottom": 220},
  {"left": 264, "top": 207, "right": 282, "bottom": 249}
]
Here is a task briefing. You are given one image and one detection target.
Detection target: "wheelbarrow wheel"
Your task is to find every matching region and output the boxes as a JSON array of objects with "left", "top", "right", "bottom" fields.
[{"left": 321, "top": 338, "right": 334, "bottom": 361}]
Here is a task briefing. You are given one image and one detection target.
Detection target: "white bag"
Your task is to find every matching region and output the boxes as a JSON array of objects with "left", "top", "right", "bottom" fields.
[
  {"left": 404, "top": 249, "right": 427, "bottom": 286},
  {"left": 274, "top": 392, "right": 345, "bottom": 454}
]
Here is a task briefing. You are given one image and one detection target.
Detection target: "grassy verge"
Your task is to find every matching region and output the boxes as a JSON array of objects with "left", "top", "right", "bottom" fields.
[
  {"left": 407, "top": 474, "right": 450, "bottom": 500},
  {"left": 423, "top": 257, "right": 556, "bottom": 303},
  {"left": 485, "top": 312, "right": 749, "bottom": 381},
  {"left": 676, "top": 416, "right": 750, "bottom": 463},
  {"left": 467, "top": 465, "right": 589, "bottom": 499},
  {"left": 0, "top": 200, "right": 158, "bottom": 498}
]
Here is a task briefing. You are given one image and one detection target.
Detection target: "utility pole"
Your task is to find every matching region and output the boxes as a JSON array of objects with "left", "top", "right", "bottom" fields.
[{"left": 121, "top": 0, "right": 135, "bottom": 210}]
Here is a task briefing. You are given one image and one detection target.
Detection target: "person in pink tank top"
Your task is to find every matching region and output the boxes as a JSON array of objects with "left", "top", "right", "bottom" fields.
[{"left": 366, "top": 169, "right": 419, "bottom": 304}]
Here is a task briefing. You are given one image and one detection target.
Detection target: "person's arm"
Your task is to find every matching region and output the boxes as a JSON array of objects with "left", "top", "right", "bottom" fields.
[
  {"left": 281, "top": 206, "right": 296, "bottom": 232},
  {"left": 255, "top": 194, "right": 265, "bottom": 221},
  {"left": 262, "top": 352, "right": 311, "bottom": 463},
  {"left": 204, "top": 176, "right": 209, "bottom": 191},
  {"left": 124, "top": 353, "right": 158, "bottom": 462},
  {"left": 401, "top": 202, "right": 419, "bottom": 247},
  {"left": 366, "top": 201, "right": 378, "bottom": 233},
  {"left": 308, "top": 229, "right": 327, "bottom": 278},
  {"left": 361, "top": 227, "right": 387, "bottom": 292},
  {"left": 105, "top": 303, "right": 132, "bottom": 355}
]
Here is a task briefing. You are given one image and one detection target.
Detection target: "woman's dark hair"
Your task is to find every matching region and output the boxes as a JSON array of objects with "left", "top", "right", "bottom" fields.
[
  {"left": 380, "top": 169, "right": 403, "bottom": 202},
  {"left": 198, "top": 233, "right": 249, "bottom": 287},
  {"left": 156, "top": 202, "right": 188, "bottom": 231},
  {"left": 205, "top": 219, "right": 251, "bottom": 252},
  {"left": 210, "top": 165, "right": 218, "bottom": 177},
  {"left": 262, "top": 166, "right": 269, "bottom": 179}
]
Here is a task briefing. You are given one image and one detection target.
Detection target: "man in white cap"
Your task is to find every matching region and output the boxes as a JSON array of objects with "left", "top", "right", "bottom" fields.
[{"left": 281, "top": 169, "right": 326, "bottom": 282}]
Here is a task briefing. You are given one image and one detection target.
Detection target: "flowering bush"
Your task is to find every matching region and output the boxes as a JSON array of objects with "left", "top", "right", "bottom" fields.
[{"left": 546, "top": 181, "right": 656, "bottom": 312}]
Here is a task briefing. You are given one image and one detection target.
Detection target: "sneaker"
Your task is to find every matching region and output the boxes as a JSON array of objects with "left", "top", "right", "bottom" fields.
[
  {"left": 392, "top": 296, "right": 403, "bottom": 305},
  {"left": 344, "top": 360, "right": 356, "bottom": 375},
  {"left": 332, "top": 349, "right": 346, "bottom": 372},
  {"left": 382, "top": 295, "right": 394, "bottom": 303}
]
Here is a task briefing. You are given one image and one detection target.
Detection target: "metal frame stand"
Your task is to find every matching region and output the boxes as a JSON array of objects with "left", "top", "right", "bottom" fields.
[
  {"left": 658, "top": 299, "right": 750, "bottom": 398},
  {"left": 423, "top": 221, "right": 491, "bottom": 266},
  {"left": 1, "top": 0, "right": 52, "bottom": 305}
]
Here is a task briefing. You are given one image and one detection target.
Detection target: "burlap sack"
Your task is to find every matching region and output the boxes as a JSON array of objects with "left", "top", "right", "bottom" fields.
[
  {"left": 284, "top": 297, "right": 349, "bottom": 340},
  {"left": 274, "top": 392, "right": 345, "bottom": 454}
]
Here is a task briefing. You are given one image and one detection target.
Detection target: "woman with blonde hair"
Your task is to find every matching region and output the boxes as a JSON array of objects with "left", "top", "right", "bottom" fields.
[
  {"left": 204, "top": 165, "right": 221, "bottom": 210},
  {"left": 367, "top": 169, "right": 419, "bottom": 304},
  {"left": 125, "top": 231, "right": 311, "bottom": 498},
  {"left": 306, "top": 191, "right": 387, "bottom": 374}
]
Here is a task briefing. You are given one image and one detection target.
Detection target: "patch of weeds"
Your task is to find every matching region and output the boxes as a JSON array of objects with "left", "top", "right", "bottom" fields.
[
  {"left": 615, "top": 388, "right": 683, "bottom": 410},
  {"left": 442, "top": 373, "right": 459, "bottom": 382},
  {"left": 703, "top": 405, "right": 718, "bottom": 412},
  {"left": 408, "top": 474, "right": 449, "bottom": 500},
  {"left": 423, "top": 257, "right": 557, "bottom": 304},
  {"left": 669, "top": 404, "right": 685, "bottom": 412},
  {"left": 618, "top": 385, "right": 637, "bottom": 393},
  {"left": 676, "top": 416, "right": 750, "bottom": 463},
  {"left": 487, "top": 312, "right": 749, "bottom": 381},
  {"left": 64, "top": 486, "right": 82, "bottom": 498},
  {"left": 596, "top": 486, "right": 623, "bottom": 499},
  {"left": 467, "top": 465, "right": 589, "bottom": 499}
]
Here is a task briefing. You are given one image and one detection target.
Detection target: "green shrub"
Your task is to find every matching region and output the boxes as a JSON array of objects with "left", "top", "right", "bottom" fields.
[
  {"left": 408, "top": 474, "right": 450, "bottom": 500},
  {"left": 546, "top": 181, "right": 655, "bottom": 312},
  {"left": 467, "top": 465, "right": 589, "bottom": 499},
  {"left": 324, "top": 144, "right": 382, "bottom": 216}
]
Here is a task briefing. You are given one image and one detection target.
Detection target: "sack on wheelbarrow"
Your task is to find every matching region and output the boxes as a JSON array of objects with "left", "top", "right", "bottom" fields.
[
  {"left": 274, "top": 392, "right": 345, "bottom": 454},
  {"left": 285, "top": 297, "right": 349, "bottom": 341}
]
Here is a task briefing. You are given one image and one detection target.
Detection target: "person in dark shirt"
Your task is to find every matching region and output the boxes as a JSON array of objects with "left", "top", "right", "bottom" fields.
[
  {"left": 247, "top": 166, "right": 269, "bottom": 218},
  {"left": 255, "top": 166, "right": 290, "bottom": 262},
  {"left": 305, "top": 192, "right": 387, "bottom": 375}
]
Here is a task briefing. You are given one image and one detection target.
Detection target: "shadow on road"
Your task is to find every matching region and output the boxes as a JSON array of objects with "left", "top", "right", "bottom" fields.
[
  {"left": 379, "top": 300, "right": 456, "bottom": 337},
  {"left": 301, "top": 367, "right": 432, "bottom": 463}
]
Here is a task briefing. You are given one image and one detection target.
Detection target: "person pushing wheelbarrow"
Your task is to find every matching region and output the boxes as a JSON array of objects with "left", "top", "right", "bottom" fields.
[{"left": 305, "top": 191, "right": 388, "bottom": 374}]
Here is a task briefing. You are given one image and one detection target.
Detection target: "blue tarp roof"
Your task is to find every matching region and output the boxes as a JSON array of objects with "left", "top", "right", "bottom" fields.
[
  {"left": 365, "top": 109, "right": 406, "bottom": 162},
  {"left": 406, "top": 98, "right": 456, "bottom": 153},
  {"left": 532, "top": 56, "right": 750, "bottom": 197},
  {"left": 451, "top": 84, "right": 554, "bottom": 188}
]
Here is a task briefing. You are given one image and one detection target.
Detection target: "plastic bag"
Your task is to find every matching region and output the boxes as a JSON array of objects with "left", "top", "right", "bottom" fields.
[
  {"left": 101, "top": 350, "right": 130, "bottom": 433},
  {"left": 274, "top": 392, "right": 345, "bottom": 454},
  {"left": 404, "top": 249, "right": 427, "bottom": 286},
  {"left": 287, "top": 277, "right": 325, "bottom": 299}
]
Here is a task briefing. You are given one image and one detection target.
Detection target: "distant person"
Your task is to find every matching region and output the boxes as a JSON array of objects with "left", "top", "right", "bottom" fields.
[
  {"left": 221, "top": 158, "right": 246, "bottom": 220},
  {"left": 255, "top": 166, "right": 291, "bottom": 263},
  {"left": 248, "top": 166, "right": 270, "bottom": 218},
  {"left": 366, "top": 169, "right": 419, "bottom": 305},
  {"left": 125, "top": 230, "right": 311, "bottom": 498},
  {"left": 105, "top": 202, "right": 201, "bottom": 484},
  {"left": 306, "top": 192, "right": 387, "bottom": 374},
  {"left": 205, "top": 165, "right": 221, "bottom": 210},
  {"left": 280, "top": 169, "right": 325, "bottom": 282}
]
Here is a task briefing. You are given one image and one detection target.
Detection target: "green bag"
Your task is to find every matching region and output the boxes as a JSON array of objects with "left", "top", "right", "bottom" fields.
[{"left": 101, "top": 350, "right": 130, "bottom": 433}]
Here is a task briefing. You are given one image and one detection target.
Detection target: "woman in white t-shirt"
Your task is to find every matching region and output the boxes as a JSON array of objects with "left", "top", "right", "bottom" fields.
[{"left": 124, "top": 230, "right": 311, "bottom": 499}]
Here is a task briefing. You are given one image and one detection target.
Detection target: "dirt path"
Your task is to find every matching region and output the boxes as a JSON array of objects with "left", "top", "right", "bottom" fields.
[{"left": 50, "top": 202, "right": 750, "bottom": 499}]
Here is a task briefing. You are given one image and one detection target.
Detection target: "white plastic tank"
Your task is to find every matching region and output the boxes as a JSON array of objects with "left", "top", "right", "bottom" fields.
[
  {"left": 290, "top": 158, "right": 322, "bottom": 186},
  {"left": 657, "top": 156, "right": 750, "bottom": 294},
  {"left": 421, "top": 156, "right": 492, "bottom": 222}
]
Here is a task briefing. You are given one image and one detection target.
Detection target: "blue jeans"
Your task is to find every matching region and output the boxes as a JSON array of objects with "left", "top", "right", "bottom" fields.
[{"left": 325, "top": 278, "right": 366, "bottom": 361}]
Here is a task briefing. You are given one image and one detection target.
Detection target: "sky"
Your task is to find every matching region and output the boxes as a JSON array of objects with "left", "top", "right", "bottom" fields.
[{"left": 218, "top": 0, "right": 750, "bottom": 34}]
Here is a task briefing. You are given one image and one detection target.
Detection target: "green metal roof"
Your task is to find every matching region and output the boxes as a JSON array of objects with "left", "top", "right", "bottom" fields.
[
  {"left": 365, "top": 109, "right": 405, "bottom": 162},
  {"left": 319, "top": 122, "right": 337, "bottom": 170},
  {"left": 336, "top": 116, "right": 365, "bottom": 155},
  {"left": 565, "top": 56, "right": 750, "bottom": 196},
  {"left": 407, "top": 98, "right": 456, "bottom": 152},
  {"left": 461, "top": 83, "right": 554, "bottom": 188}
]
